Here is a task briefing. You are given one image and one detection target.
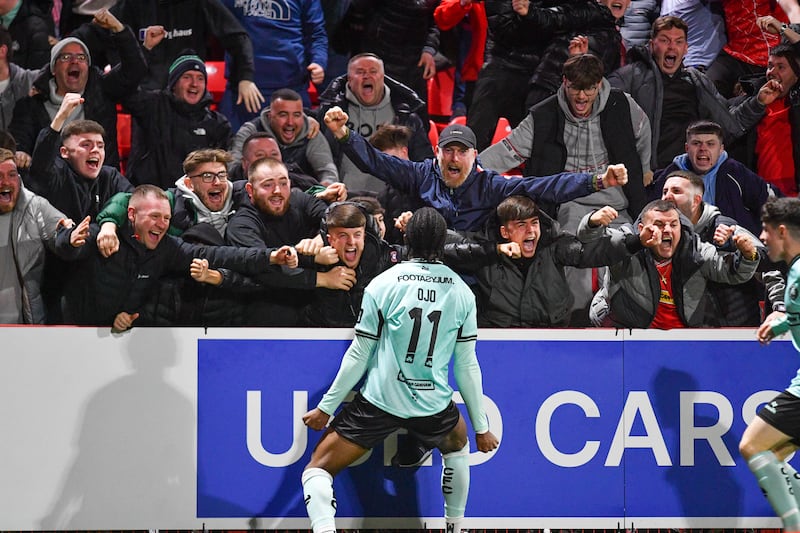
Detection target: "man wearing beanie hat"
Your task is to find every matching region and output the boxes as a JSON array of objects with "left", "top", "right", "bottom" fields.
[
  {"left": 167, "top": 53, "right": 207, "bottom": 94},
  {"left": 9, "top": 8, "right": 146, "bottom": 170},
  {"left": 120, "top": 48, "right": 231, "bottom": 188}
]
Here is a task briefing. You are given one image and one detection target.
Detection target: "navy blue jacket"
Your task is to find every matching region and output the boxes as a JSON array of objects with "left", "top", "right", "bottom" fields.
[{"left": 338, "top": 129, "right": 599, "bottom": 232}]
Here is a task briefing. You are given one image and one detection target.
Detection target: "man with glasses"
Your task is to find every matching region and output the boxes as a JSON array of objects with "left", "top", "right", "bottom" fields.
[
  {"left": 95, "top": 149, "right": 248, "bottom": 254},
  {"left": 479, "top": 53, "right": 651, "bottom": 324},
  {"left": 9, "top": 9, "right": 146, "bottom": 169}
]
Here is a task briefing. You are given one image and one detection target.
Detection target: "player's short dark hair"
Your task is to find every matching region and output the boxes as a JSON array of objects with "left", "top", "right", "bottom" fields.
[
  {"left": 762, "top": 198, "right": 800, "bottom": 237},
  {"left": 563, "top": 54, "right": 604, "bottom": 88},
  {"left": 685, "top": 120, "right": 724, "bottom": 142},
  {"left": 61, "top": 120, "right": 105, "bottom": 142},
  {"left": 496, "top": 195, "right": 541, "bottom": 225},
  {"left": 405, "top": 207, "right": 447, "bottom": 262}
]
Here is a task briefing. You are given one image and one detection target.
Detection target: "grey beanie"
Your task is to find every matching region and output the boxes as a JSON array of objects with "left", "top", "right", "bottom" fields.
[{"left": 50, "top": 37, "right": 92, "bottom": 73}]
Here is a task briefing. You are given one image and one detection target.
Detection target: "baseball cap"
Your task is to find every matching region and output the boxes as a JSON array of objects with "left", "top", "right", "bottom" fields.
[{"left": 438, "top": 124, "right": 476, "bottom": 149}]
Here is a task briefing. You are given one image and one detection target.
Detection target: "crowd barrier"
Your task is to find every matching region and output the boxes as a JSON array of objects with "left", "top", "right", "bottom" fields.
[{"left": 0, "top": 326, "right": 795, "bottom": 531}]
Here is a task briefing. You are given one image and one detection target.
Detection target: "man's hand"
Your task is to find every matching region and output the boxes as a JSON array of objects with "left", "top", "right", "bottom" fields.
[
  {"left": 92, "top": 8, "right": 124, "bottom": 32},
  {"left": 757, "top": 78, "right": 784, "bottom": 106},
  {"left": 317, "top": 266, "right": 356, "bottom": 290},
  {"left": 757, "top": 311, "right": 785, "bottom": 345},
  {"left": 476, "top": 431, "right": 500, "bottom": 452},
  {"left": 112, "top": 311, "right": 139, "bottom": 333},
  {"left": 70, "top": 215, "right": 91, "bottom": 247},
  {"left": 512, "top": 0, "right": 530, "bottom": 16},
  {"left": 733, "top": 233, "right": 758, "bottom": 260},
  {"left": 315, "top": 182, "right": 347, "bottom": 203},
  {"left": 51, "top": 92, "right": 84, "bottom": 132},
  {"left": 143, "top": 25, "right": 166, "bottom": 50},
  {"left": 497, "top": 242, "right": 521, "bottom": 258},
  {"left": 589, "top": 206, "right": 618, "bottom": 227},
  {"left": 315, "top": 245, "right": 340, "bottom": 265},
  {"left": 97, "top": 221, "right": 120, "bottom": 257},
  {"left": 639, "top": 224, "right": 662, "bottom": 248},
  {"left": 324, "top": 106, "right": 350, "bottom": 140},
  {"left": 394, "top": 211, "right": 414, "bottom": 233},
  {"left": 307, "top": 63, "right": 325, "bottom": 85},
  {"left": 568, "top": 35, "right": 589, "bottom": 56},
  {"left": 418, "top": 51, "right": 436, "bottom": 80},
  {"left": 237, "top": 80, "right": 265, "bottom": 114},
  {"left": 306, "top": 115, "right": 321, "bottom": 139},
  {"left": 189, "top": 258, "right": 223, "bottom": 285},
  {"left": 302, "top": 407, "right": 331, "bottom": 431},
  {"left": 296, "top": 234, "right": 324, "bottom": 256},
  {"left": 758, "top": 15, "right": 784, "bottom": 34},
  {"left": 14, "top": 151, "right": 31, "bottom": 169},
  {"left": 601, "top": 164, "right": 628, "bottom": 188},
  {"left": 270, "top": 245, "right": 299, "bottom": 268},
  {"left": 712, "top": 223, "right": 735, "bottom": 246}
]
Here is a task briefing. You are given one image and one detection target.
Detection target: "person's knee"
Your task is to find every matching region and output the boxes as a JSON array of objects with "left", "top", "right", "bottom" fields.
[
  {"left": 739, "top": 437, "right": 764, "bottom": 461},
  {"left": 440, "top": 433, "right": 468, "bottom": 454}
]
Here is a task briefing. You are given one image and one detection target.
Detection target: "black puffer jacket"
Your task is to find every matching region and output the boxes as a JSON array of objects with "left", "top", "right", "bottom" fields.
[
  {"left": 7, "top": 0, "right": 52, "bottom": 70},
  {"left": 619, "top": 0, "right": 660, "bottom": 47},
  {"left": 318, "top": 73, "right": 433, "bottom": 164},
  {"left": 122, "top": 89, "right": 231, "bottom": 188},
  {"left": 60, "top": 220, "right": 274, "bottom": 326},
  {"left": 336, "top": 0, "right": 439, "bottom": 70},
  {"left": 528, "top": 2, "right": 621, "bottom": 94},
  {"left": 111, "top": 0, "right": 254, "bottom": 90}
]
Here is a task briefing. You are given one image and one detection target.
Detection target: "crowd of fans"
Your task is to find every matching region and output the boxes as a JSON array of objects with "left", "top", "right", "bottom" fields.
[{"left": 0, "top": 0, "right": 798, "bottom": 331}]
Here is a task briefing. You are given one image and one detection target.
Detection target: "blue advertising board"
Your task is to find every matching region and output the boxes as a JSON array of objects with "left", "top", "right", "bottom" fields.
[{"left": 196, "top": 335, "right": 798, "bottom": 524}]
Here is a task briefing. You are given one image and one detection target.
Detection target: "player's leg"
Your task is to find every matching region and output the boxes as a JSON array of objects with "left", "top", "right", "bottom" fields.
[
  {"left": 438, "top": 413, "right": 470, "bottom": 533},
  {"left": 303, "top": 393, "right": 401, "bottom": 533},
  {"left": 303, "top": 428, "right": 368, "bottom": 533},
  {"left": 740, "top": 406, "right": 800, "bottom": 531}
]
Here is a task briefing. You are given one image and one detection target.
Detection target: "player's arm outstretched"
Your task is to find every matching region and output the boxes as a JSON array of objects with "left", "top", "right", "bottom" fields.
[{"left": 452, "top": 307, "right": 499, "bottom": 452}]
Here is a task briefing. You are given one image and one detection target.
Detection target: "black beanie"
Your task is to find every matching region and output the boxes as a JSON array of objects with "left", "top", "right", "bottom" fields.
[{"left": 167, "top": 51, "right": 207, "bottom": 91}]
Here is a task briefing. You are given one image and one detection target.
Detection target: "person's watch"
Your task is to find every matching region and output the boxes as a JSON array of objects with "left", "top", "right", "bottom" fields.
[{"left": 781, "top": 23, "right": 790, "bottom": 35}]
